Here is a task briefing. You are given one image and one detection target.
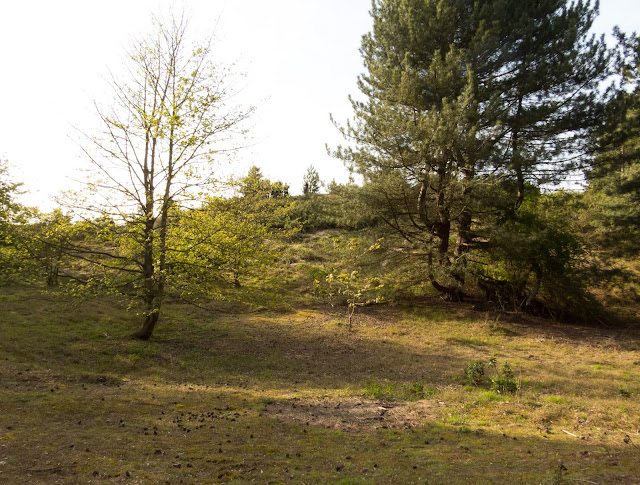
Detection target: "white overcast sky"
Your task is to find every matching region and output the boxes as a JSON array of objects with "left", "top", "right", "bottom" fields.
[{"left": 0, "top": 0, "right": 638, "bottom": 209}]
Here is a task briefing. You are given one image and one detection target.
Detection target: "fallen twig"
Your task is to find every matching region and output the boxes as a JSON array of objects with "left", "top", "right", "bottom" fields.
[
  {"left": 624, "top": 434, "right": 639, "bottom": 448},
  {"left": 25, "top": 465, "right": 75, "bottom": 473},
  {"left": 561, "top": 429, "right": 578, "bottom": 438},
  {"left": 53, "top": 443, "right": 75, "bottom": 453}
]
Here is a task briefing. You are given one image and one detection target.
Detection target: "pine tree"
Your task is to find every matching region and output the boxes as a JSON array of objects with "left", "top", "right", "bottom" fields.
[
  {"left": 587, "top": 29, "right": 640, "bottom": 254},
  {"left": 335, "top": 0, "right": 608, "bottom": 298},
  {"left": 302, "top": 165, "right": 321, "bottom": 195}
]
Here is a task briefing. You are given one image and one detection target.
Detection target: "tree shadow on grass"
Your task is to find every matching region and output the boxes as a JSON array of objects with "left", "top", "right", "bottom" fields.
[
  {"left": 147, "top": 307, "right": 469, "bottom": 392},
  {"left": 408, "top": 296, "right": 640, "bottom": 351}
]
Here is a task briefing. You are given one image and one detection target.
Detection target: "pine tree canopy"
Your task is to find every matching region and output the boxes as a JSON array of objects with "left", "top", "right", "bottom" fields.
[
  {"left": 335, "top": 0, "right": 609, "bottom": 296},
  {"left": 587, "top": 29, "right": 640, "bottom": 253}
]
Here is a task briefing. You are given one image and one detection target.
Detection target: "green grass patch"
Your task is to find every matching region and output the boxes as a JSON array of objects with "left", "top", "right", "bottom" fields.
[{"left": 543, "top": 395, "right": 569, "bottom": 405}]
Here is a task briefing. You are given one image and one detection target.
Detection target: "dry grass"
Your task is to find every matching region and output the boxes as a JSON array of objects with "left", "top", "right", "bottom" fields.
[{"left": 1, "top": 286, "right": 639, "bottom": 484}]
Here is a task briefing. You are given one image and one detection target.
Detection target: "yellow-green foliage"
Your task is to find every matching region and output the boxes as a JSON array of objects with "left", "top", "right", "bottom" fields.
[{"left": 172, "top": 192, "right": 298, "bottom": 294}]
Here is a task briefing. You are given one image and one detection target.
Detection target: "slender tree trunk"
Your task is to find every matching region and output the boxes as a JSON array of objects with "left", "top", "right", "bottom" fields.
[
  {"left": 133, "top": 219, "right": 161, "bottom": 339},
  {"left": 134, "top": 210, "right": 163, "bottom": 340},
  {"left": 455, "top": 167, "right": 473, "bottom": 258},
  {"left": 524, "top": 269, "right": 542, "bottom": 308},
  {"left": 133, "top": 125, "right": 159, "bottom": 340},
  {"left": 420, "top": 163, "right": 465, "bottom": 300},
  {"left": 453, "top": 167, "right": 473, "bottom": 289},
  {"left": 347, "top": 304, "right": 355, "bottom": 330},
  {"left": 133, "top": 89, "right": 176, "bottom": 341},
  {"left": 512, "top": 97, "right": 525, "bottom": 211}
]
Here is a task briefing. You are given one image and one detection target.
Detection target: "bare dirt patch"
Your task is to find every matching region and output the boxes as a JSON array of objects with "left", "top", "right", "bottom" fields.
[{"left": 263, "top": 396, "right": 438, "bottom": 432}]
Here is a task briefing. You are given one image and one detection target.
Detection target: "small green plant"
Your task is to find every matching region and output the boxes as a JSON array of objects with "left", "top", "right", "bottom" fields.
[
  {"left": 399, "top": 381, "right": 432, "bottom": 400},
  {"left": 491, "top": 362, "right": 520, "bottom": 394},
  {"left": 315, "top": 270, "right": 384, "bottom": 329},
  {"left": 463, "top": 356, "right": 520, "bottom": 394},
  {"left": 363, "top": 380, "right": 396, "bottom": 399},
  {"left": 464, "top": 360, "right": 486, "bottom": 386},
  {"left": 543, "top": 395, "right": 567, "bottom": 405},
  {"left": 446, "top": 412, "right": 469, "bottom": 425},
  {"left": 551, "top": 462, "right": 568, "bottom": 484},
  {"left": 407, "top": 381, "right": 424, "bottom": 396}
]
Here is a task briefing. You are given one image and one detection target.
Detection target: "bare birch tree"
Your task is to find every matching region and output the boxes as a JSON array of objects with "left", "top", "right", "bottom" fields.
[{"left": 76, "top": 14, "right": 252, "bottom": 339}]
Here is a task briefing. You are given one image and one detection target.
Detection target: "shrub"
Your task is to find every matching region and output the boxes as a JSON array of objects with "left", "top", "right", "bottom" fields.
[
  {"left": 464, "top": 356, "right": 520, "bottom": 394},
  {"left": 490, "top": 362, "right": 520, "bottom": 394},
  {"left": 464, "top": 360, "right": 486, "bottom": 386}
]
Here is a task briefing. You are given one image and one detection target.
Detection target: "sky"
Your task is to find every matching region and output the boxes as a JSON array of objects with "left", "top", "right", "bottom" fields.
[{"left": 0, "top": 0, "right": 638, "bottom": 210}]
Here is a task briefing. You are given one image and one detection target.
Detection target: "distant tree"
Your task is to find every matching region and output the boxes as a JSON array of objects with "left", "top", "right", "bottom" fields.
[
  {"left": 334, "top": 0, "right": 608, "bottom": 299},
  {"left": 174, "top": 168, "right": 299, "bottom": 291},
  {"left": 241, "top": 166, "right": 271, "bottom": 197},
  {"left": 0, "top": 160, "right": 27, "bottom": 284},
  {"left": 302, "top": 165, "right": 321, "bottom": 195},
  {"left": 0, "top": 160, "right": 21, "bottom": 236},
  {"left": 270, "top": 181, "right": 290, "bottom": 198},
  {"left": 0, "top": 161, "right": 14, "bottom": 231},
  {"left": 71, "top": 14, "right": 253, "bottom": 339},
  {"left": 291, "top": 180, "right": 381, "bottom": 231},
  {"left": 23, "top": 209, "right": 78, "bottom": 286}
]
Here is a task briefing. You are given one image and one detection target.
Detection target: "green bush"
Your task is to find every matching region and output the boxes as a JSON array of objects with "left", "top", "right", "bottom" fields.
[
  {"left": 490, "top": 363, "right": 519, "bottom": 394},
  {"left": 464, "top": 357, "right": 520, "bottom": 394},
  {"left": 464, "top": 360, "right": 486, "bottom": 386}
]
